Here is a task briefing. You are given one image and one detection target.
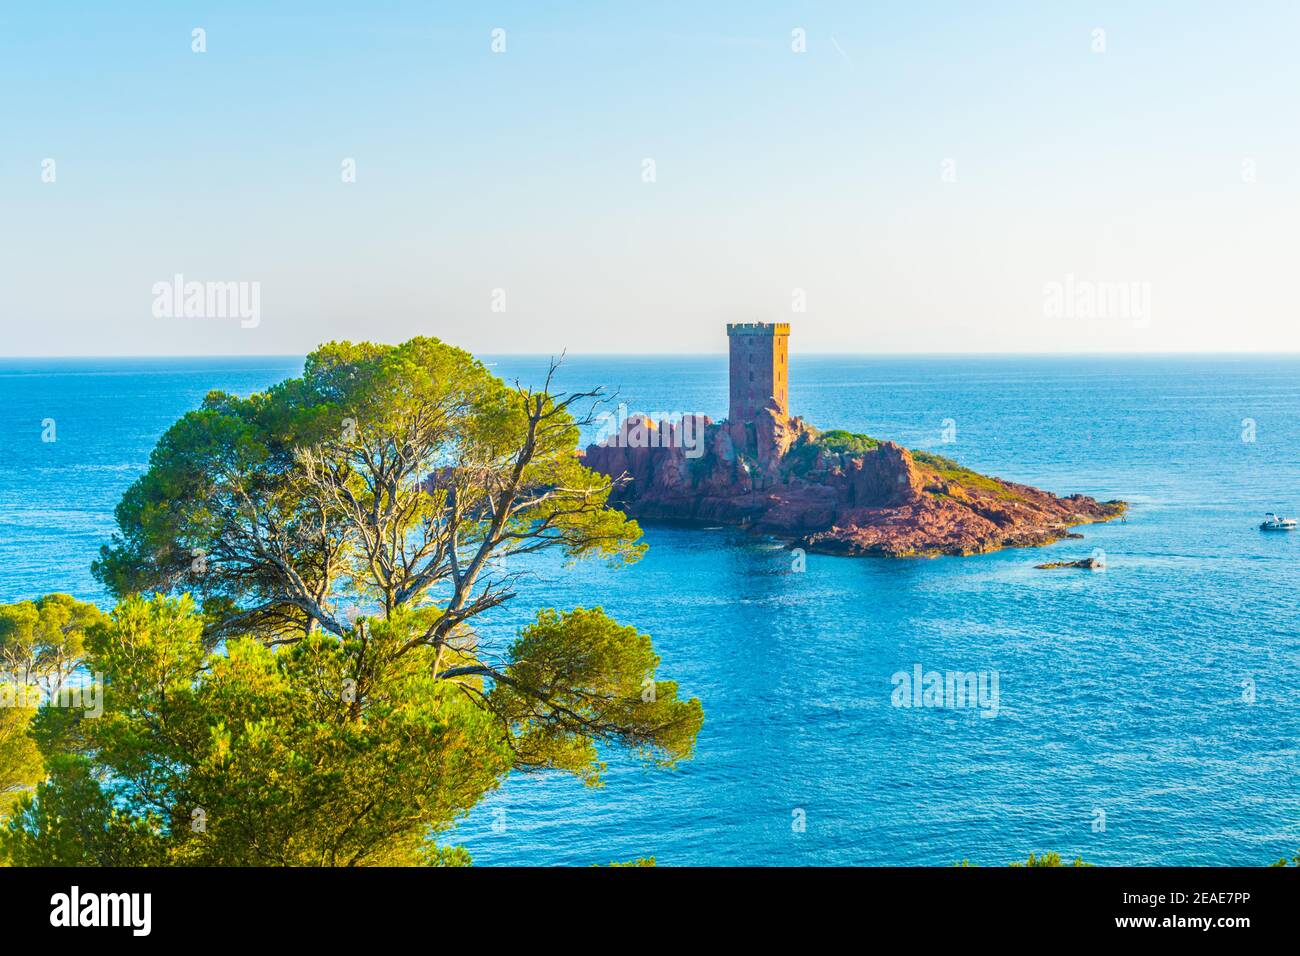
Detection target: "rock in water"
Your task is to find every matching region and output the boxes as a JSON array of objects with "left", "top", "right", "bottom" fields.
[
  {"left": 1035, "top": 556, "right": 1106, "bottom": 570},
  {"left": 581, "top": 411, "right": 1126, "bottom": 558}
]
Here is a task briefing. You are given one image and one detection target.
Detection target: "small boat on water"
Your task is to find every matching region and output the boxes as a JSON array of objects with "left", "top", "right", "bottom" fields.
[{"left": 1259, "top": 512, "right": 1297, "bottom": 531}]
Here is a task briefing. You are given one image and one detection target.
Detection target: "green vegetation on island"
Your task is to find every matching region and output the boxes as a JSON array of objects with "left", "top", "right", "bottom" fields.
[
  {"left": 911, "top": 450, "right": 1028, "bottom": 501},
  {"left": 955, "top": 853, "right": 1090, "bottom": 867},
  {"left": 814, "top": 429, "right": 880, "bottom": 455},
  {"left": 788, "top": 430, "right": 1031, "bottom": 505}
]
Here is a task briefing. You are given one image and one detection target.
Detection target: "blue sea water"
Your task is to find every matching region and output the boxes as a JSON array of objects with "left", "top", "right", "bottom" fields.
[{"left": 1, "top": 353, "right": 1297, "bottom": 866}]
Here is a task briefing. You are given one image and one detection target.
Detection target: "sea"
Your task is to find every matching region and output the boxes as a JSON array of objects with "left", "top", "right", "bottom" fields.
[{"left": 1, "top": 353, "right": 1297, "bottom": 866}]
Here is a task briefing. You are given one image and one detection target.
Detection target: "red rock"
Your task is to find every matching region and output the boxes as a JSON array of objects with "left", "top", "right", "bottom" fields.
[{"left": 581, "top": 412, "right": 1126, "bottom": 558}]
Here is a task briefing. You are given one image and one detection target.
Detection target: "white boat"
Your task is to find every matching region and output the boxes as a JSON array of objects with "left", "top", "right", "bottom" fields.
[{"left": 1259, "top": 512, "right": 1297, "bottom": 531}]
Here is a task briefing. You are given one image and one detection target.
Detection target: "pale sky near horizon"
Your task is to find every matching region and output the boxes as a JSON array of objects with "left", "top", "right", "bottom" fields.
[{"left": 2, "top": 1, "right": 1298, "bottom": 357}]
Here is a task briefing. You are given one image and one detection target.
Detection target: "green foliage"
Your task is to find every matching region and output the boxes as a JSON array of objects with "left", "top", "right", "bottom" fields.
[
  {"left": 954, "top": 852, "right": 1090, "bottom": 867},
  {"left": 783, "top": 432, "right": 1028, "bottom": 507},
  {"left": 0, "top": 594, "right": 104, "bottom": 820},
  {"left": 784, "top": 430, "right": 880, "bottom": 475},
  {"left": 815, "top": 430, "right": 880, "bottom": 455},
  {"left": 0, "top": 594, "right": 104, "bottom": 692},
  {"left": 1011, "top": 852, "right": 1090, "bottom": 867},
  {"left": 1271, "top": 850, "right": 1300, "bottom": 867},
  {"left": 911, "top": 450, "right": 1020, "bottom": 500},
  {"left": 1, "top": 758, "right": 167, "bottom": 866},
  {"left": 488, "top": 608, "right": 704, "bottom": 785},
  {"left": 93, "top": 336, "right": 645, "bottom": 641},
  {"left": 4, "top": 595, "right": 513, "bottom": 865},
  {"left": 0, "top": 689, "right": 42, "bottom": 818},
  {"left": 6, "top": 338, "right": 701, "bottom": 866},
  {"left": 601, "top": 857, "right": 656, "bottom": 867},
  {"left": 1, "top": 596, "right": 695, "bottom": 865},
  {"left": 784, "top": 430, "right": 885, "bottom": 477},
  {"left": 421, "top": 843, "right": 473, "bottom": 867}
]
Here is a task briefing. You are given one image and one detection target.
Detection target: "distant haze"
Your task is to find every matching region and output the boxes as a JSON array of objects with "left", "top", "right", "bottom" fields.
[{"left": 2, "top": 1, "right": 1298, "bottom": 356}]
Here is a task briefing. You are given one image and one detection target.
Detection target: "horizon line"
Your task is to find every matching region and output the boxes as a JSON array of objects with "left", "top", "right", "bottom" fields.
[{"left": 5, "top": 349, "right": 1300, "bottom": 361}]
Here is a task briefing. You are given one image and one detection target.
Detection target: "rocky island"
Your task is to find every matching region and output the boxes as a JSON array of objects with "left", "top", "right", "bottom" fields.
[{"left": 581, "top": 323, "right": 1126, "bottom": 557}]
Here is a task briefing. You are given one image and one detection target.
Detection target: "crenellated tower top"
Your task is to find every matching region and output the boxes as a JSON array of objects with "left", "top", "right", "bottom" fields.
[{"left": 726, "top": 322, "right": 789, "bottom": 425}]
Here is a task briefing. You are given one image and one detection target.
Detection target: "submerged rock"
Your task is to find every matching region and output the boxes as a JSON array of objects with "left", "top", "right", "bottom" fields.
[{"left": 1035, "top": 556, "right": 1105, "bottom": 570}]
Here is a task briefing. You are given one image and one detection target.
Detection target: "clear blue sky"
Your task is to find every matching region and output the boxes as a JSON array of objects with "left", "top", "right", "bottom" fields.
[{"left": 2, "top": 1, "right": 1297, "bottom": 355}]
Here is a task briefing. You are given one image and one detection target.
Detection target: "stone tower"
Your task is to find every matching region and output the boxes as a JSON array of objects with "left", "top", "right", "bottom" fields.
[{"left": 726, "top": 322, "right": 789, "bottom": 425}]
